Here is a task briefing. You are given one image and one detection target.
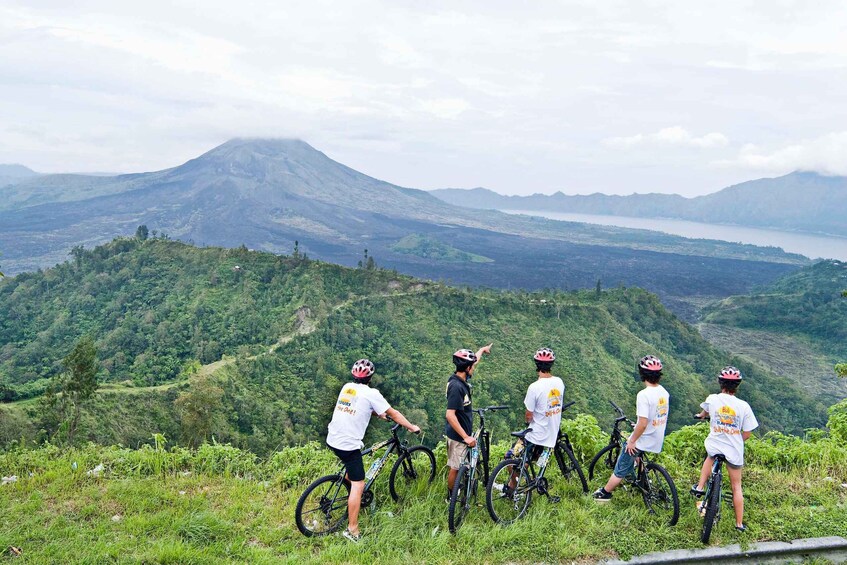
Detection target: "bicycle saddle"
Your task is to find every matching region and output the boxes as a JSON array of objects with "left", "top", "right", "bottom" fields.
[{"left": 510, "top": 428, "right": 532, "bottom": 438}]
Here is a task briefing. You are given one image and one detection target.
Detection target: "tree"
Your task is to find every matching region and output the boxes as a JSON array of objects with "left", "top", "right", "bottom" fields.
[
  {"left": 61, "top": 336, "right": 98, "bottom": 444},
  {"left": 595, "top": 279, "right": 602, "bottom": 298},
  {"left": 135, "top": 225, "right": 149, "bottom": 241},
  {"left": 175, "top": 375, "right": 224, "bottom": 447}
]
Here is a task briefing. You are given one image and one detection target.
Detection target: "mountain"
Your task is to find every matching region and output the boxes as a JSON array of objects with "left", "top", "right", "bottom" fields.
[
  {"left": 0, "top": 163, "right": 38, "bottom": 187},
  {"left": 0, "top": 238, "right": 826, "bottom": 451},
  {"left": 431, "top": 171, "right": 847, "bottom": 237},
  {"left": 0, "top": 139, "right": 806, "bottom": 308}
]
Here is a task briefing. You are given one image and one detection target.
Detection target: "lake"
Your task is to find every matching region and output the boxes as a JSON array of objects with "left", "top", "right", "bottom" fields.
[{"left": 501, "top": 210, "right": 847, "bottom": 261}]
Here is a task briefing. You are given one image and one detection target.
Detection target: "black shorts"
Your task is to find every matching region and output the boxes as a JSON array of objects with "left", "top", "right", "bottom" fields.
[{"left": 330, "top": 445, "right": 365, "bottom": 482}]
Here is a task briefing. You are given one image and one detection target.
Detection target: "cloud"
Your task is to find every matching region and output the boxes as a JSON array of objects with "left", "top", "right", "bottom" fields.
[
  {"left": 603, "top": 127, "right": 730, "bottom": 149},
  {"left": 714, "top": 131, "right": 847, "bottom": 176}
]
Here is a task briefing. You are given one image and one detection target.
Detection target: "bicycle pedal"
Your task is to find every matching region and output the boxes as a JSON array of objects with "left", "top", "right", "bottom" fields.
[{"left": 548, "top": 495, "right": 561, "bottom": 504}]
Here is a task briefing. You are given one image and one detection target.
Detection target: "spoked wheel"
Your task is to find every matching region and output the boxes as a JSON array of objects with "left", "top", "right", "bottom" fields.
[
  {"left": 486, "top": 458, "right": 533, "bottom": 525},
  {"left": 588, "top": 443, "right": 620, "bottom": 481},
  {"left": 448, "top": 464, "right": 472, "bottom": 534},
  {"left": 556, "top": 444, "right": 589, "bottom": 494},
  {"left": 295, "top": 474, "right": 350, "bottom": 537},
  {"left": 642, "top": 463, "right": 679, "bottom": 526},
  {"left": 700, "top": 478, "right": 722, "bottom": 544},
  {"left": 388, "top": 445, "right": 436, "bottom": 502}
]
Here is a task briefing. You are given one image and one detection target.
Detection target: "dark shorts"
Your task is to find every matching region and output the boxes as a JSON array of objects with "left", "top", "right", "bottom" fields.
[{"left": 329, "top": 445, "right": 365, "bottom": 482}]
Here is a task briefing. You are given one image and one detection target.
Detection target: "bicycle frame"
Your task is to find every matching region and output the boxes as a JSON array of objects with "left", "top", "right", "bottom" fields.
[
  {"left": 338, "top": 423, "right": 405, "bottom": 490},
  {"left": 462, "top": 406, "right": 506, "bottom": 497}
]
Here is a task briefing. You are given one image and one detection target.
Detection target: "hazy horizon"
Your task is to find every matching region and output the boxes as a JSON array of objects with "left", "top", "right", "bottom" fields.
[{"left": 3, "top": 2, "right": 847, "bottom": 196}]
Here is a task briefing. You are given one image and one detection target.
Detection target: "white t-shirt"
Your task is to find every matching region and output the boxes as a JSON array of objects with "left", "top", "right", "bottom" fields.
[
  {"left": 702, "top": 393, "right": 758, "bottom": 466},
  {"left": 634, "top": 384, "right": 670, "bottom": 453},
  {"left": 326, "top": 382, "right": 391, "bottom": 451},
  {"left": 524, "top": 376, "right": 565, "bottom": 448}
]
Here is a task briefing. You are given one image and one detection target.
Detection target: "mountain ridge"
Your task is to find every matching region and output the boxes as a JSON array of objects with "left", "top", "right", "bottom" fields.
[{"left": 431, "top": 171, "right": 847, "bottom": 237}]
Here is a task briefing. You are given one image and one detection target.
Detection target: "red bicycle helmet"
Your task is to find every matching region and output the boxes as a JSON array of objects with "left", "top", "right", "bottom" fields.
[
  {"left": 351, "top": 359, "right": 375, "bottom": 379},
  {"left": 453, "top": 349, "right": 477, "bottom": 367},
  {"left": 534, "top": 348, "right": 556, "bottom": 362},
  {"left": 718, "top": 366, "right": 742, "bottom": 380},
  {"left": 638, "top": 355, "right": 663, "bottom": 373}
]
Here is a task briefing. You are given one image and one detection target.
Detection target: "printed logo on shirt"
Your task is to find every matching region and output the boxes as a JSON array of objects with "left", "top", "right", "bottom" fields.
[
  {"left": 713, "top": 405, "right": 741, "bottom": 435},
  {"left": 653, "top": 395, "right": 669, "bottom": 426},
  {"left": 463, "top": 394, "right": 471, "bottom": 406},
  {"left": 336, "top": 387, "right": 359, "bottom": 415},
  {"left": 545, "top": 388, "right": 562, "bottom": 418}
]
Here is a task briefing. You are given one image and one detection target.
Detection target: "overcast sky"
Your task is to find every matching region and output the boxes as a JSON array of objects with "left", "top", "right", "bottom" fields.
[{"left": 2, "top": 1, "right": 847, "bottom": 196}]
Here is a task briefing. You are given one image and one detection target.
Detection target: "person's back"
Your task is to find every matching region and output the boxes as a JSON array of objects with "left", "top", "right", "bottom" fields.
[
  {"left": 524, "top": 353, "right": 565, "bottom": 449},
  {"left": 327, "top": 381, "right": 389, "bottom": 451},
  {"left": 634, "top": 383, "right": 670, "bottom": 454},
  {"left": 701, "top": 392, "right": 756, "bottom": 467}
]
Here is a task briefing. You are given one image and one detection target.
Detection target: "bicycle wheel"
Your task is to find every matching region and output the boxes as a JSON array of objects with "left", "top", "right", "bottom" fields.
[
  {"left": 486, "top": 458, "right": 533, "bottom": 525},
  {"left": 388, "top": 445, "right": 436, "bottom": 502},
  {"left": 588, "top": 443, "right": 620, "bottom": 481},
  {"left": 295, "top": 474, "right": 350, "bottom": 537},
  {"left": 700, "top": 477, "right": 722, "bottom": 544},
  {"left": 642, "top": 463, "right": 679, "bottom": 526},
  {"left": 555, "top": 444, "right": 589, "bottom": 493},
  {"left": 448, "top": 464, "right": 472, "bottom": 534}
]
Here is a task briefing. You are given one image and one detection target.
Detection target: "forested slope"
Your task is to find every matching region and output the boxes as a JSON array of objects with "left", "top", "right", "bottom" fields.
[
  {"left": 703, "top": 260, "right": 847, "bottom": 359},
  {"left": 0, "top": 239, "right": 827, "bottom": 451}
]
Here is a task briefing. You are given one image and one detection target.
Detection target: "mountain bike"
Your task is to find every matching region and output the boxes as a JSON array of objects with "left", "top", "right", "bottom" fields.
[
  {"left": 485, "top": 401, "right": 589, "bottom": 525},
  {"left": 448, "top": 405, "right": 509, "bottom": 533},
  {"left": 295, "top": 420, "right": 435, "bottom": 537},
  {"left": 693, "top": 415, "right": 735, "bottom": 543},
  {"left": 588, "top": 400, "right": 679, "bottom": 526}
]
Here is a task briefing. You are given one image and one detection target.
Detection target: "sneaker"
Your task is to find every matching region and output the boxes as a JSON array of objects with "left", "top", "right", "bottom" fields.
[
  {"left": 592, "top": 488, "right": 612, "bottom": 502},
  {"left": 690, "top": 485, "right": 705, "bottom": 498},
  {"left": 342, "top": 529, "right": 362, "bottom": 543},
  {"left": 735, "top": 524, "right": 747, "bottom": 533}
]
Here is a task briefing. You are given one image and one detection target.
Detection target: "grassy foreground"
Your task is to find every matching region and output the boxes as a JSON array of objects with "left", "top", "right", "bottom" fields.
[{"left": 2, "top": 418, "right": 847, "bottom": 564}]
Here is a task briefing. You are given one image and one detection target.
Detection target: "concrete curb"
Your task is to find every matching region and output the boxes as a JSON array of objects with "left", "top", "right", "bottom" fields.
[{"left": 602, "top": 536, "right": 847, "bottom": 564}]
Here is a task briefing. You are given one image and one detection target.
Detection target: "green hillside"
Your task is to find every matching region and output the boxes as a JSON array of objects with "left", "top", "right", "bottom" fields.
[
  {"left": 390, "top": 234, "right": 493, "bottom": 263},
  {"left": 702, "top": 260, "right": 847, "bottom": 359},
  {"left": 0, "top": 238, "right": 827, "bottom": 451}
]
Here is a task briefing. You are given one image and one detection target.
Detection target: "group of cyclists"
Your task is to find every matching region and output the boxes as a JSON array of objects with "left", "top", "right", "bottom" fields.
[{"left": 322, "top": 344, "right": 758, "bottom": 542}]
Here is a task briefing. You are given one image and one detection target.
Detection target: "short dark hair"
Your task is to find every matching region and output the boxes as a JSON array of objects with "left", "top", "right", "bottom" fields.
[
  {"left": 353, "top": 376, "right": 373, "bottom": 385},
  {"left": 535, "top": 360, "right": 554, "bottom": 373},
  {"left": 640, "top": 370, "right": 662, "bottom": 384},
  {"left": 718, "top": 378, "right": 740, "bottom": 393}
]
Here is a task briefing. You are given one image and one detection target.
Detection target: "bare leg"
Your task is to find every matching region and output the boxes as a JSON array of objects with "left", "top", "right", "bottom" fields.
[
  {"left": 347, "top": 480, "right": 365, "bottom": 536},
  {"left": 696, "top": 456, "right": 713, "bottom": 491},
  {"left": 604, "top": 474, "right": 624, "bottom": 493},
  {"left": 447, "top": 468, "right": 459, "bottom": 493},
  {"left": 727, "top": 465, "right": 744, "bottom": 527}
]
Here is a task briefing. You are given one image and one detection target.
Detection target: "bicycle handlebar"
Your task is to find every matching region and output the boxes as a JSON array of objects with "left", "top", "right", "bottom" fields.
[
  {"left": 476, "top": 405, "right": 509, "bottom": 413},
  {"left": 563, "top": 400, "right": 576, "bottom": 411},
  {"left": 609, "top": 399, "right": 625, "bottom": 417}
]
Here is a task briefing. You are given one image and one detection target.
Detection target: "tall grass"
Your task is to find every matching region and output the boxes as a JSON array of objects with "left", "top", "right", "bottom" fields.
[{"left": 1, "top": 420, "right": 846, "bottom": 564}]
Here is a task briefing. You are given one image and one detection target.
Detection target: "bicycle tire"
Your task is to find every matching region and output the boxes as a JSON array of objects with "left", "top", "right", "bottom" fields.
[
  {"left": 700, "top": 475, "right": 722, "bottom": 544},
  {"left": 643, "top": 462, "right": 679, "bottom": 526},
  {"left": 295, "top": 474, "right": 350, "bottom": 537},
  {"left": 486, "top": 458, "right": 533, "bottom": 525},
  {"left": 388, "top": 445, "right": 436, "bottom": 502},
  {"left": 588, "top": 443, "right": 619, "bottom": 481},
  {"left": 448, "top": 464, "right": 471, "bottom": 534},
  {"left": 556, "top": 443, "right": 589, "bottom": 493}
]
